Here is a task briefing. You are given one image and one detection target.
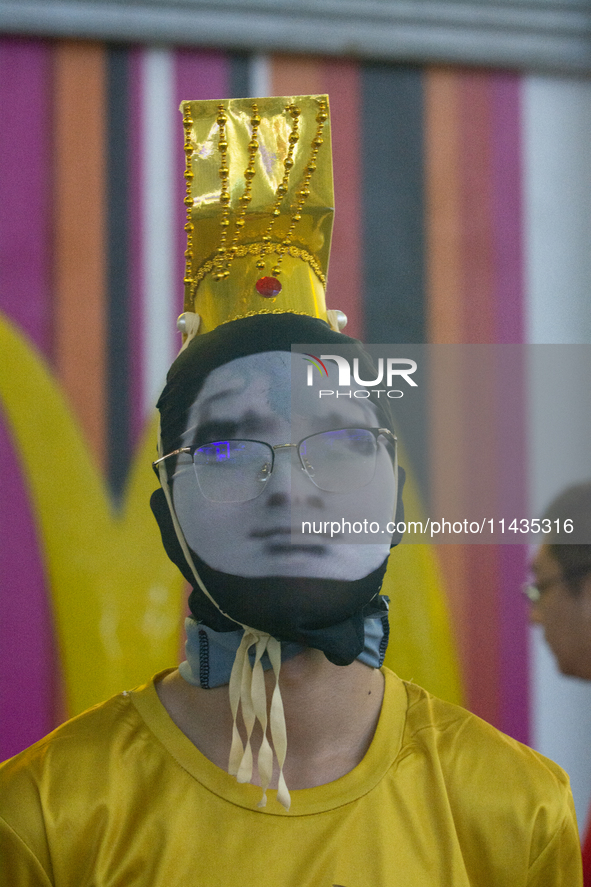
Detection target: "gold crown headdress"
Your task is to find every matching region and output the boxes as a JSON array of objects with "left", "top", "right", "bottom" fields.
[{"left": 178, "top": 94, "right": 347, "bottom": 339}]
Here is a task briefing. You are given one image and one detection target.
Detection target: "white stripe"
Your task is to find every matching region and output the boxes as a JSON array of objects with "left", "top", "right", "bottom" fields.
[
  {"left": 141, "top": 47, "right": 176, "bottom": 416},
  {"left": 523, "top": 76, "right": 591, "bottom": 345},
  {"left": 248, "top": 53, "right": 271, "bottom": 99},
  {"left": 523, "top": 74, "right": 591, "bottom": 831}
]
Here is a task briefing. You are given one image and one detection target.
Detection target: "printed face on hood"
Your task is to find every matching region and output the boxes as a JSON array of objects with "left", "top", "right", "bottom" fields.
[{"left": 170, "top": 351, "right": 397, "bottom": 580}]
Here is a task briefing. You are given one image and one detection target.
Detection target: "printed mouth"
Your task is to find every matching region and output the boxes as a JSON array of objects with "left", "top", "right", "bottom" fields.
[
  {"left": 263, "top": 542, "right": 327, "bottom": 556},
  {"left": 251, "top": 527, "right": 292, "bottom": 539},
  {"left": 252, "top": 528, "right": 340, "bottom": 542}
]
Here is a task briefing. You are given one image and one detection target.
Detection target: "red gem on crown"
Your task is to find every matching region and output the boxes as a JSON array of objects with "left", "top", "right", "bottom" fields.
[{"left": 255, "top": 276, "right": 282, "bottom": 298}]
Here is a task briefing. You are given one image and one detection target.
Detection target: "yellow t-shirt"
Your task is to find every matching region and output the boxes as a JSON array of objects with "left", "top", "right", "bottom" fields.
[{"left": 0, "top": 668, "right": 582, "bottom": 886}]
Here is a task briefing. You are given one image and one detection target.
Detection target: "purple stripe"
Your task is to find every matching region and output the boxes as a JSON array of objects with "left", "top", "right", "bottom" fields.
[
  {"left": 491, "top": 73, "right": 529, "bottom": 741},
  {"left": 499, "top": 544, "right": 530, "bottom": 743},
  {"left": 495, "top": 344, "right": 529, "bottom": 742},
  {"left": 174, "top": 50, "right": 230, "bottom": 317},
  {"left": 128, "top": 46, "right": 145, "bottom": 447},
  {"left": 0, "top": 408, "right": 60, "bottom": 759},
  {"left": 491, "top": 73, "right": 524, "bottom": 345},
  {"left": 0, "top": 37, "right": 52, "bottom": 355}
]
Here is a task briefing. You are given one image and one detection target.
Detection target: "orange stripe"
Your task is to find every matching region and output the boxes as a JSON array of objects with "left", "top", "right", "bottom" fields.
[
  {"left": 424, "top": 67, "right": 463, "bottom": 345},
  {"left": 270, "top": 54, "right": 323, "bottom": 97},
  {"left": 427, "top": 351, "right": 469, "bottom": 693},
  {"left": 425, "top": 68, "right": 505, "bottom": 725},
  {"left": 457, "top": 71, "right": 501, "bottom": 724},
  {"left": 53, "top": 41, "right": 107, "bottom": 471},
  {"left": 428, "top": 352, "right": 503, "bottom": 724}
]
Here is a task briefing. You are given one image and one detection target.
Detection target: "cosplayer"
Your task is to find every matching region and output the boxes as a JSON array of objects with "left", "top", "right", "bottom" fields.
[{"left": 0, "top": 95, "right": 583, "bottom": 885}]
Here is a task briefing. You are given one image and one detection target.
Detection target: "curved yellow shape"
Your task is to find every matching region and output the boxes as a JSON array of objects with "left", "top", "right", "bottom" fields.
[{"left": 0, "top": 312, "right": 185, "bottom": 717}]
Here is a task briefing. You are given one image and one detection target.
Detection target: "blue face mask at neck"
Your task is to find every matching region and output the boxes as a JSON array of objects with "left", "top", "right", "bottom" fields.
[{"left": 179, "top": 601, "right": 390, "bottom": 689}]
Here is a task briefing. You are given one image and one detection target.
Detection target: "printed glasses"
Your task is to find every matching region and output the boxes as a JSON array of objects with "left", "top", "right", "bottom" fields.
[{"left": 153, "top": 427, "right": 397, "bottom": 503}]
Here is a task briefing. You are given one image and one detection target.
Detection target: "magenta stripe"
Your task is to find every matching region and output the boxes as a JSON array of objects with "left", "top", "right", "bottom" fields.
[
  {"left": 499, "top": 544, "right": 530, "bottom": 743},
  {"left": 0, "top": 408, "right": 60, "bottom": 759},
  {"left": 491, "top": 73, "right": 529, "bottom": 742},
  {"left": 496, "top": 346, "right": 529, "bottom": 742},
  {"left": 128, "top": 46, "right": 145, "bottom": 447},
  {"left": 0, "top": 38, "right": 63, "bottom": 758},
  {"left": 491, "top": 73, "right": 524, "bottom": 345},
  {"left": 174, "top": 50, "right": 230, "bottom": 318},
  {"left": 0, "top": 38, "right": 52, "bottom": 355}
]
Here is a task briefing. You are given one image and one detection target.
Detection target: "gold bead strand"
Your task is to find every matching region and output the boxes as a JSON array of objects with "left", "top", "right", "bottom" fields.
[
  {"left": 255, "top": 103, "right": 301, "bottom": 273},
  {"left": 225, "top": 104, "right": 261, "bottom": 269},
  {"left": 214, "top": 104, "right": 231, "bottom": 281},
  {"left": 270, "top": 98, "right": 328, "bottom": 278},
  {"left": 182, "top": 104, "right": 196, "bottom": 310}
]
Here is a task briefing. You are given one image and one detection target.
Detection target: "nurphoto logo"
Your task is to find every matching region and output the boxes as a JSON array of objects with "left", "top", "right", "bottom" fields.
[{"left": 304, "top": 353, "right": 418, "bottom": 399}]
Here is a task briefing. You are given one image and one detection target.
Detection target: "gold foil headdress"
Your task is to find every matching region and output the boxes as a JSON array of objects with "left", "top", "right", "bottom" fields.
[{"left": 178, "top": 95, "right": 346, "bottom": 338}]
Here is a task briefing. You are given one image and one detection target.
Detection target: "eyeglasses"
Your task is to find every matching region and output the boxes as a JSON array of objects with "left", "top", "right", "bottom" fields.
[
  {"left": 522, "top": 566, "right": 591, "bottom": 603},
  {"left": 153, "top": 426, "right": 397, "bottom": 503}
]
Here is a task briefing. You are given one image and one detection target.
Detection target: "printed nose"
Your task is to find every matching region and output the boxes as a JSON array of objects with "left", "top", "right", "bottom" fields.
[{"left": 264, "top": 447, "right": 323, "bottom": 508}]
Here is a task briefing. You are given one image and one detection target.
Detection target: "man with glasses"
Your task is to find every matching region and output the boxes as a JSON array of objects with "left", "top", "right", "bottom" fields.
[{"left": 526, "top": 481, "right": 591, "bottom": 885}]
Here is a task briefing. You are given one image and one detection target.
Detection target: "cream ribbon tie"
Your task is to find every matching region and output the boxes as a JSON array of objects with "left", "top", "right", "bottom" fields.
[{"left": 228, "top": 629, "right": 290, "bottom": 810}]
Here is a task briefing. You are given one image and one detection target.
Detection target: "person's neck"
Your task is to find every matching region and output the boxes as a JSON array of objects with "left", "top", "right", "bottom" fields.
[{"left": 156, "top": 648, "right": 384, "bottom": 790}]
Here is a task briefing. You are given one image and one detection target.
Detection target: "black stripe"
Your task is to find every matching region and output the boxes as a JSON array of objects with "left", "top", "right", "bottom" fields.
[
  {"left": 106, "top": 44, "right": 130, "bottom": 503},
  {"left": 229, "top": 52, "right": 250, "bottom": 99},
  {"left": 361, "top": 65, "right": 428, "bottom": 498},
  {"left": 361, "top": 64, "right": 426, "bottom": 345}
]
